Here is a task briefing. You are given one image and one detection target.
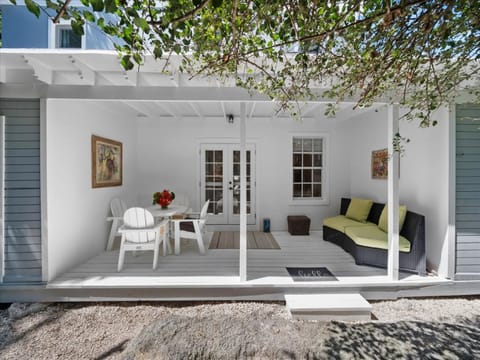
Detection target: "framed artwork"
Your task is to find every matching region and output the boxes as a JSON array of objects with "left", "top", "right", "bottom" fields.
[
  {"left": 92, "top": 135, "right": 122, "bottom": 188},
  {"left": 371, "top": 148, "right": 388, "bottom": 179}
]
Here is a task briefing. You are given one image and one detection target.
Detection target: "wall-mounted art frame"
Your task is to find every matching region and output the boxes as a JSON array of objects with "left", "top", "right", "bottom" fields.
[
  {"left": 92, "top": 135, "right": 122, "bottom": 188},
  {"left": 371, "top": 148, "right": 388, "bottom": 179}
]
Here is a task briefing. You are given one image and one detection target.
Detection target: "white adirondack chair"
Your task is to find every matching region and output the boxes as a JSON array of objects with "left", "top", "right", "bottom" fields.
[
  {"left": 172, "top": 200, "right": 210, "bottom": 255},
  {"left": 106, "top": 198, "right": 128, "bottom": 251},
  {"left": 117, "top": 207, "right": 169, "bottom": 271}
]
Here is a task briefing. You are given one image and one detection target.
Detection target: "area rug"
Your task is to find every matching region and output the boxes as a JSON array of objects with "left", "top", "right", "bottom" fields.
[
  {"left": 209, "top": 231, "right": 281, "bottom": 250},
  {"left": 286, "top": 267, "right": 338, "bottom": 281}
]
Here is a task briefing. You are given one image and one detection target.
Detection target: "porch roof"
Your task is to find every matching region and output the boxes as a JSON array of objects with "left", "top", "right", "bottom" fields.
[{"left": 0, "top": 49, "right": 383, "bottom": 120}]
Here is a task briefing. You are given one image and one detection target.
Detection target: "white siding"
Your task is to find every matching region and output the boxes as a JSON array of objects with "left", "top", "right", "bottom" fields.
[{"left": 1, "top": 99, "right": 42, "bottom": 283}]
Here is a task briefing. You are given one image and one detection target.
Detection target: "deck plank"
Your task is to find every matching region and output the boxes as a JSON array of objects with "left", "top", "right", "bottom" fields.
[{"left": 49, "top": 231, "right": 442, "bottom": 289}]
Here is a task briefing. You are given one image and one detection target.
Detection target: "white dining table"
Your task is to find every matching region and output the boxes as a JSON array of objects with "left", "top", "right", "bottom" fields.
[
  {"left": 147, "top": 204, "right": 188, "bottom": 218},
  {"left": 147, "top": 204, "right": 188, "bottom": 255}
]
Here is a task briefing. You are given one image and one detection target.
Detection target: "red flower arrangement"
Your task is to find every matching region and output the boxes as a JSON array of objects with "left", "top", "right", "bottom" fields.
[{"left": 153, "top": 189, "right": 175, "bottom": 209}]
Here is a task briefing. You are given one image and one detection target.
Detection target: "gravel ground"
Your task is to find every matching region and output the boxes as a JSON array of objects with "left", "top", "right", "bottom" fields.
[{"left": 0, "top": 297, "right": 479, "bottom": 359}]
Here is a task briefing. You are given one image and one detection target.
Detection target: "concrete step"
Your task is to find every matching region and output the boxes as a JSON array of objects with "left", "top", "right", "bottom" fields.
[{"left": 285, "top": 293, "right": 372, "bottom": 321}]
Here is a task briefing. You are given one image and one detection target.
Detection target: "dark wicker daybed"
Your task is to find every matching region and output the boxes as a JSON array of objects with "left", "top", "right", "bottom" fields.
[{"left": 323, "top": 198, "right": 426, "bottom": 276}]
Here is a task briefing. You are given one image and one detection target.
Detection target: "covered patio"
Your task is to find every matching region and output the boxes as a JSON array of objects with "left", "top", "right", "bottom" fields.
[{"left": 0, "top": 50, "right": 453, "bottom": 300}]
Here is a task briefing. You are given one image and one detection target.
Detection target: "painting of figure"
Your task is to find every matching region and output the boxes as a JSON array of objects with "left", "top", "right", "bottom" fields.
[
  {"left": 371, "top": 148, "right": 388, "bottom": 179},
  {"left": 92, "top": 135, "right": 122, "bottom": 188}
]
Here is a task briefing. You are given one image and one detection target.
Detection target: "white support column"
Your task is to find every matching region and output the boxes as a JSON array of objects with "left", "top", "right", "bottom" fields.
[
  {"left": 387, "top": 104, "right": 400, "bottom": 280},
  {"left": 239, "top": 103, "right": 247, "bottom": 282}
]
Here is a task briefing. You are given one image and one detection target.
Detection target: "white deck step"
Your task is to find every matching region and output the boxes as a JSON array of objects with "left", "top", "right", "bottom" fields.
[{"left": 285, "top": 293, "right": 372, "bottom": 321}]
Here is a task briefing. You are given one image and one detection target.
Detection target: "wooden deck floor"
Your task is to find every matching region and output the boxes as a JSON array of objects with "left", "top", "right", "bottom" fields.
[{"left": 49, "top": 231, "right": 446, "bottom": 293}]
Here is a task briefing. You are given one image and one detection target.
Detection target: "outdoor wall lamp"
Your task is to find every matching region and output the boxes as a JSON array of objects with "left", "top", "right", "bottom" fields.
[{"left": 227, "top": 114, "right": 234, "bottom": 124}]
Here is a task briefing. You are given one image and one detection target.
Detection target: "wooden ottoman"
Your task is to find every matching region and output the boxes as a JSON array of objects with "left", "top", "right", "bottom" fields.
[{"left": 287, "top": 215, "right": 311, "bottom": 235}]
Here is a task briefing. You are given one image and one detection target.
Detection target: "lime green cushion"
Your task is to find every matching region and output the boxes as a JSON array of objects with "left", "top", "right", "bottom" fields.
[
  {"left": 378, "top": 205, "right": 407, "bottom": 232},
  {"left": 323, "top": 215, "right": 376, "bottom": 233},
  {"left": 345, "top": 226, "right": 411, "bottom": 252},
  {"left": 345, "top": 198, "right": 373, "bottom": 223}
]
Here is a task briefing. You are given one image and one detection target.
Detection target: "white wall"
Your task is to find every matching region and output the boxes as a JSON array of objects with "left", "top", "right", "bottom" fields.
[
  {"left": 134, "top": 115, "right": 350, "bottom": 232},
  {"left": 45, "top": 100, "right": 137, "bottom": 281},
  {"left": 346, "top": 106, "right": 450, "bottom": 273}
]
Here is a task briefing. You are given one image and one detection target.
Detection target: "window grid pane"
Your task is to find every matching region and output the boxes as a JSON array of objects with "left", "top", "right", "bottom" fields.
[{"left": 292, "top": 137, "right": 323, "bottom": 199}]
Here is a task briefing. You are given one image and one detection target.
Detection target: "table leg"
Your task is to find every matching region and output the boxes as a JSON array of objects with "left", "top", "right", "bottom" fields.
[{"left": 174, "top": 221, "right": 181, "bottom": 255}]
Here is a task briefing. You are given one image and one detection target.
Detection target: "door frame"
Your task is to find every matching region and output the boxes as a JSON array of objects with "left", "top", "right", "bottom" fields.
[{"left": 197, "top": 139, "right": 258, "bottom": 226}]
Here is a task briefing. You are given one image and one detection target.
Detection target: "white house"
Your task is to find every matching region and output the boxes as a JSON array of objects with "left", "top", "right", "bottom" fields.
[{"left": 0, "top": 4, "right": 479, "bottom": 304}]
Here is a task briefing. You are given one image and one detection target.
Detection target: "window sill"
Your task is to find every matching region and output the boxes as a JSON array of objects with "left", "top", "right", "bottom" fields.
[{"left": 289, "top": 198, "right": 329, "bottom": 206}]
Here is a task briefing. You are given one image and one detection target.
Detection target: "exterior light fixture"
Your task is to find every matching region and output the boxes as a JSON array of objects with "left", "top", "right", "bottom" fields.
[{"left": 227, "top": 114, "right": 234, "bottom": 124}]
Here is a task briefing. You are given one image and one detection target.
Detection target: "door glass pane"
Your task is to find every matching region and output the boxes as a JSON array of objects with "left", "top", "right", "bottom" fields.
[
  {"left": 233, "top": 150, "right": 240, "bottom": 162},
  {"left": 232, "top": 150, "right": 251, "bottom": 215},
  {"left": 205, "top": 150, "right": 223, "bottom": 215}
]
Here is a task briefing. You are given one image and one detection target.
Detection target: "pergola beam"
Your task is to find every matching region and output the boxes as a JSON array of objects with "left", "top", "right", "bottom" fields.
[{"left": 23, "top": 55, "right": 53, "bottom": 85}]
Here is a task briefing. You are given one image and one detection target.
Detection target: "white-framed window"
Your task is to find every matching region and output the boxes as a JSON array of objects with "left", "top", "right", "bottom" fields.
[
  {"left": 48, "top": 21, "right": 85, "bottom": 49},
  {"left": 291, "top": 135, "right": 328, "bottom": 204}
]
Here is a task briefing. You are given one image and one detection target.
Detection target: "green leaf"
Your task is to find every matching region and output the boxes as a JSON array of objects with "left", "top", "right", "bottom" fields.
[
  {"left": 153, "top": 46, "right": 163, "bottom": 59},
  {"left": 25, "top": 0, "right": 40, "bottom": 18},
  {"left": 90, "top": 0, "right": 104, "bottom": 12},
  {"left": 9, "top": 0, "right": 16, "bottom": 5},
  {"left": 120, "top": 55, "right": 134, "bottom": 70},
  {"left": 71, "top": 20, "right": 85, "bottom": 36},
  {"left": 83, "top": 11, "right": 95, "bottom": 22},
  {"left": 133, "top": 52, "right": 143, "bottom": 65},
  {"left": 126, "top": 7, "right": 138, "bottom": 18},
  {"left": 134, "top": 17, "right": 150, "bottom": 33},
  {"left": 104, "top": 0, "right": 117, "bottom": 13},
  {"left": 211, "top": 0, "right": 222, "bottom": 7}
]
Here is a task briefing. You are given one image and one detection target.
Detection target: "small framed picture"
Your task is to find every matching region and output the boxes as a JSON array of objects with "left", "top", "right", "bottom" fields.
[
  {"left": 92, "top": 135, "right": 122, "bottom": 188},
  {"left": 371, "top": 148, "right": 388, "bottom": 179}
]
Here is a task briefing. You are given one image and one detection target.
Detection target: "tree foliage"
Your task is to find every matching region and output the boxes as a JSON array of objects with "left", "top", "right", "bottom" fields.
[{"left": 15, "top": 0, "right": 480, "bottom": 124}]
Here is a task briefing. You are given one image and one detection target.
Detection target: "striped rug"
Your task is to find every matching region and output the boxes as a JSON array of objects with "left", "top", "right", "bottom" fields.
[{"left": 209, "top": 231, "right": 281, "bottom": 250}]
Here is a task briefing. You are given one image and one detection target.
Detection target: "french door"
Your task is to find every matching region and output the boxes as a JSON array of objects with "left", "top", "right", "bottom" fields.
[{"left": 200, "top": 144, "right": 256, "bottom": 225}]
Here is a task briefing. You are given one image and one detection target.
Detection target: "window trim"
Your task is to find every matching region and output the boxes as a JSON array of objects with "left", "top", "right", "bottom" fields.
[
  {"left": 48, "top": 20, "right": 86, "bottom": 49},
  {"left": 289, "top": 133, "right": 329, "bottom": 205}
]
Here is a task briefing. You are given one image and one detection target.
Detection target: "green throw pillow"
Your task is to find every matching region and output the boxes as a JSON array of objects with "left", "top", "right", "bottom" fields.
[
  {"left": 378, "top": 205, "right": 407, "bottom": 232},
  {"left": 345, "top": 198, "right": 373, "bottom": 223}
]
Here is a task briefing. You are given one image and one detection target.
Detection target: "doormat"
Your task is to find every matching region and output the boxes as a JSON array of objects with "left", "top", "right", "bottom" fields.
[
  {"left": 286, "top": 267, "right": 338, "bottom": 281},
  {"left": 209, "top": 231, "right": 281, "bottom": 249}
]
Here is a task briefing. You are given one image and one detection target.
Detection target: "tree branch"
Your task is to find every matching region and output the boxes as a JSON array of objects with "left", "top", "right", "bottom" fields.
[
  {"left": 53, "top": 0, "right": 71, "bottom": 23},
  {"left": 171, "top": 0, "right": 210, "bottom": 24}
]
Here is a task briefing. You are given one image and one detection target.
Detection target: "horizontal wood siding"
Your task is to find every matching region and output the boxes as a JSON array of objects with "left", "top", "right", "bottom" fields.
[
  {"left": 456, "top": 104, "right": 480, "bottom": 277},
  {"left": 1, "top": 99, "right": 42, "bottom": 283}
]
